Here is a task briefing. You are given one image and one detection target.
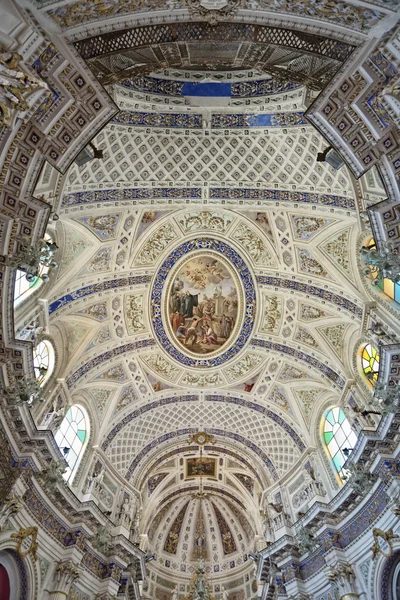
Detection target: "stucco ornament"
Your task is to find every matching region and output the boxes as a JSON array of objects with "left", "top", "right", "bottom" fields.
[
  {"left": 52, "top": 559, "right": 82, "bottom": 592},
  {"left": 327, "top": 562, "right": 360, "bottom": 597},
  {"left": 11, "top": 526, "right": 39, "bottom": 560},
  {"left": 342, "top": 463, "right": 378, "bottom": 496},
  {"left": 37, "top": 460, "right": 67, "bottom": 492},
  {"left": 185, "top": 0, "right": 242, "bottom": 24},
  {"left": 92, "top": 525, "right": 113, "bottom": 554},
  {"left": 0, "top": 492, "right": 24, "bottom": 530},
  {"left": 370, "top": 527, "right": 399, "bottom": 559},
  {"left": 0, "top": 46, "right": 48, "bottom": 126},
  {"left": 296, "top": 527, "right": 319, "bottom": 554}
]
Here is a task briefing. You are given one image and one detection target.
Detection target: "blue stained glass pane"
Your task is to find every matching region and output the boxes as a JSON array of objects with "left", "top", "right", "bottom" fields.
[
  {"left": 338, "top": 409, "right": 345, "bottom": 424},
  {"left": 325, "top": 410, "right": 335, "bottom": 426},
  {"left": 333, "top": 454, "right": 343, "bottom": 471},
  {"left": 395, "top": 283, "right": 400, "bottom": 303}
]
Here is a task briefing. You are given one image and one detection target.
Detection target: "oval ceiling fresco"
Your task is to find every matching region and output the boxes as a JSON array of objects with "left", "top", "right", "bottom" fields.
[{"left": 151, "top": 238, "right": 256, "bottom": 368}]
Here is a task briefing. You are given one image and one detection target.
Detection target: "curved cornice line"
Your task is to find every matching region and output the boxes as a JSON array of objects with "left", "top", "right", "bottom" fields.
[
  {"left": 124, "top": 427, "right": 279, "bottom": 481},
  {"left": 251, "top": 338, "right": 346, "bottom": 387},
  {"left": 101, "top": 394, "right": 305, "bottom": 455}
]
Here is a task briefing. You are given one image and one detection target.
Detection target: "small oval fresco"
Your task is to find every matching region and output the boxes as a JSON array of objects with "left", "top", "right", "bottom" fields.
[{"left": 151, "top": 238, "right": 256, "bottom": 368}]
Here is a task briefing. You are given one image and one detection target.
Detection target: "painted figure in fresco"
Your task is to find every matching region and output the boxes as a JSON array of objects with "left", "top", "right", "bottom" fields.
[
  {"left": 185, "top": 316, "right": 205, "bottom": 345},
  {"left": 182, "top": 290, "right": 200, "bottom": 318},
  {"left": 171, "top": 311, "right": 184, "bottom": 332},
  {"left": 201, "top": 322, "right": 218, "bottom": 345},
  {"left": 168, "top": 255, "right": 239, "bottom": 355},
  {"left": 219, "top": 314, "right": 232, "bottom": 339},
  {"left": 176, "top": 324, "right": 187, "bottom": 342}
]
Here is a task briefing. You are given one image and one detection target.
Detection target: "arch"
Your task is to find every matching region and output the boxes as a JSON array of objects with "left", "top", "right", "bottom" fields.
[
  {"left": 361, "top": 342, "right": 380, "bottom": 384},
  {"left": 124, "top": 427, "right": 279, "bottom": 482},
  {"left": 0, "top": 564, "right": 10, "bottom": 600},
  {"left": 378, "top": 549, "right": 400, "bottom": 600},
  {"left": 321, "top": 407, "right": 357, "bottom": 481},
  {"left": 0, "top": 549, "right": 30, "bottom": 600},
  {"left": 54, "top": 405, "right": 90, "bottom": 482},
  {"left": 33, "top": 340, "right": 55, "bottom": 385}
]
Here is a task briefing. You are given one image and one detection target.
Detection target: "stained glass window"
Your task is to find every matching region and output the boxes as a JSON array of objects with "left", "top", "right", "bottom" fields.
[
  {"left": 54, "top": 406, "right": 88, "bottom": 482},
  {"left": 13, "top": 234, "right": 51, "bottom": 306},
  {"left": 33, "top": 340, "right": 55, "bottom": 385},
  {"left": 323, "top": 407, "right": 357, "bottom": 478},
  {"left": 365, "top": 238, "right": 400, "bottom": 304},
  {"left": 14, "top": 269, "right": 42, "bottom": 305},
  {"left": 362, "top": 343, "right": 380, "bottom": 383}
]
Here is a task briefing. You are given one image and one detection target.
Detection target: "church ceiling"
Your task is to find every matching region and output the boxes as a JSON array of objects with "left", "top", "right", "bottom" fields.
[{"left": 26, "top": 15, "right": 380, "bottom": 591}]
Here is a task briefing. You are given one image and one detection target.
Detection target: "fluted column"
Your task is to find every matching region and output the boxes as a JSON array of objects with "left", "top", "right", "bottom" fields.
[{"left": 46, "top": 559, "right": 81, "bottom": 599}]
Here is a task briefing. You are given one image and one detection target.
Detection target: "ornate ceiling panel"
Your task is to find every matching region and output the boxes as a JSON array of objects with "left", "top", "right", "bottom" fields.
[{"left": 65, "top": 126, "right": 351, "bottom": 194}]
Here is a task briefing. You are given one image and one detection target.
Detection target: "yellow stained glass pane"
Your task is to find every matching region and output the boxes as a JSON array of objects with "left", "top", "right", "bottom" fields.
[{"left": 383, "top": 278, "right": 395, "bottom": 299}]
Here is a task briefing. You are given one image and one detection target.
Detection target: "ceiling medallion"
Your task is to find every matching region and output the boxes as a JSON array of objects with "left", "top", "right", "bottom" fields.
[
  {"left": 187, "top": 431, "right": 216, "bottom": 445},
  {"left": 186, "top": 0, "right": 242, "bottom": 25},
  {"left": 151, "top": 238, "right": 256, "bottom": 369}
]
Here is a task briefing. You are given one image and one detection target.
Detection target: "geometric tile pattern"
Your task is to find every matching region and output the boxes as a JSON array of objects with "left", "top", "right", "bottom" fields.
[{"left": 65, "top": 127, "right": 351, "bottom": 195}]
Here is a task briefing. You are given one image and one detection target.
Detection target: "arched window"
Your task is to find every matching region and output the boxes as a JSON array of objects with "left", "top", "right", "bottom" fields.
[
  {"left": 322, "top": 407, "right": 357, "bottom": 479},
  {"left": 13, "top": 234, "right": 53, "bottom": 307},
  {"left": 54, "top": 405, "right": 89, "bottom": 482},
  {"left": 362, "top": 343, "right": 380, "bottom": 383},
  {"left": 14, "top": 269, "right": 44, "bottom": 306},
  {"left": 363, "top": 238, "right": 400, "bottom": 305},
  {"left": 33, "top": 340, "right": 55, "bottom": 385}
]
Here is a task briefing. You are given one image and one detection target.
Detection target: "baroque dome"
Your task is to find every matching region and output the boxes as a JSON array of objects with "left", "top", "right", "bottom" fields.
[{"left": 1, "top": 4, "right": 400, "bottom": 600}]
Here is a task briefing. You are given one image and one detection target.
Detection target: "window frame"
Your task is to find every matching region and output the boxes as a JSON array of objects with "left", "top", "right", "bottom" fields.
[
  {"left": 322, "top": 407, "right": 357, "bottom": 481},
  {"left": 54, "top": 405, "right": 89, "bottom": 483},
  {"left": 33, "top": 340, "right": 55, "bottom": 386}
]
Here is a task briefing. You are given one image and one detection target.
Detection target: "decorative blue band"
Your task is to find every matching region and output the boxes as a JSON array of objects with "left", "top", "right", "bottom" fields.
[
  {"left": 66, "top": 339, "right": 156, "bottom": 388},
  {"left": 49, "top": 275, "right": 151, "bottom": 315},
  {"left": 61, "top": 187, "right": 202, "bottom": 208},
  {"left": 256, "top": 275, "right": 362, "bottom": 317},
  {"left": 151, "top": 238, "right": 256, "bottom": 368},
  {"left": 210, "top": 188, "right": 355, "bottom": 209},
  {"left": 211, "top": 111, "right": 307, "bottom": 128},
  {"left": 206, "top": 395, "right": 306, "bottom": 452},
  {"left": 101, "top": 394, "right": 304, "bottom": 455},
  {"left": 251, "top": 339, "right": 345, "bottom": 387},
  {"left": 48, "top": 274, "right": 361, "bottom": 318},
  {"left": 112, "top": 111, "right": 203, "bottom": 128}
]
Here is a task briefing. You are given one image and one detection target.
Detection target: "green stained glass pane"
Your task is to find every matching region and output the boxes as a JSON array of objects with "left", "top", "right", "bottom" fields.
[
  {"left": 324, "top": 431, "right": 334, "bottom": 444},
  {"left": 338, "top": 409, "right": 345, "bottom": 424},
  {"left": 77, "top": 430, "right": 86, "bottom": 443},
  {"left": 66, "top": 408, "right": 73, "bottom": 422}
]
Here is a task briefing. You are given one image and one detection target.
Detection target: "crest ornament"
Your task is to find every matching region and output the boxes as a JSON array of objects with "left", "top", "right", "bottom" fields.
[
  {"left": 371, "top": 527, "right": 399, "bottom": 559},
  {"left": 185, "top": 0, "right": 242, "bottom": 25},
  {"left": 11, "top": 526, "right": 39, "bottom": 560},
  {"left": 187, "top": 431, "right": 216, "bottom": 445}
]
